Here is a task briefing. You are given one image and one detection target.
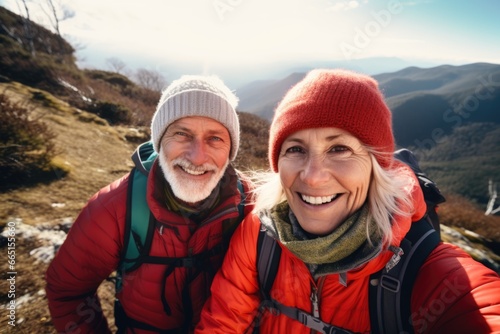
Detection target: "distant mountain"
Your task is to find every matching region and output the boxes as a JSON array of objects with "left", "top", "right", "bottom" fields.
[
  {"left": 191, "top": 57, "right": 439, "bottom": 89},
  {"left": 237, "top": 72, "right": 306, "bottom": 120},
  {"left": 417, "top": 122, "right": 500, "bottom": 204},
  {"left": 238, "top": 63, "right": 500, "bottom": 144},
  {"left": 237, "top": 63, "right": 500, "bottom": 206},
  {"left": 374, "top": 63, "right": 500, "bottom": 147}
]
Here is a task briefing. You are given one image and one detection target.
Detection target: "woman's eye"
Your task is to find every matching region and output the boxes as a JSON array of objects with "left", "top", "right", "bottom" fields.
[
  {"left": 285, "top": 146, "right": 305, "bottom": 154},
  {"left": 329, "top": 145, "right": 351, "bottom": 155}
]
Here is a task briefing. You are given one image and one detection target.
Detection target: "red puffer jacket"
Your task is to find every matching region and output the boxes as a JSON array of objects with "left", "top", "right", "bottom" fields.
[
  {"left": 196, "top": 171, "right": 500, "bottom": 333},
  {"left": 45, "top": 161, "right": 252, "bottom": 333}
]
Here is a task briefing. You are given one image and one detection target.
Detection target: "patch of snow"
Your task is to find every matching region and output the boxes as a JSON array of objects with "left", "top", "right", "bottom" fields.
[
  {"left": 0, "top": 293, "right": 33, "bottom": 310},
  {"left": 1, "top": 219, "right": 69, "bottom": 263},
  {"left": 58, "top": 78, "right": 92, "bottom": 102}
]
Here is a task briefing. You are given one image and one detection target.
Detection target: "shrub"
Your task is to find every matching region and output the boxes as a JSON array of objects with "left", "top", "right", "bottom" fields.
[
  {"left": 0, "top": 93, "right": 67, "bottom": 191},
  {"left": 84, "top": 69, "right": 134, "bottom": 89},
  {"left": 88, "top": 100, "right": 133, "bottom": 125}
]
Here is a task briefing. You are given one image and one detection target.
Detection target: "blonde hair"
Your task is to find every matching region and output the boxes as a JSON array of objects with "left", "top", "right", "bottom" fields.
[{"left": 251, "top": 151, "right": 414, "bottom": 245}]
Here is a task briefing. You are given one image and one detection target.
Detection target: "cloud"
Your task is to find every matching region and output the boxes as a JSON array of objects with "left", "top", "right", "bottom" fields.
[{"left": 326, "top": 0, "right": 361, "bottom": 12}]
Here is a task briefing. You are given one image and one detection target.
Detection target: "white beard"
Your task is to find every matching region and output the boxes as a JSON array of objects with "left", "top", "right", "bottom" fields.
[{"left": 158, "top": 152, "right": 229, "bottom": 203}]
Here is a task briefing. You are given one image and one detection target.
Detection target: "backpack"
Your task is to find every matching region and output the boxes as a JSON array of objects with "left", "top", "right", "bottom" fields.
[
  {"left": 253, "top": 148, "right": 446, "bottom": 334},
  {"left": 114, "top": 141, "right": 246, "bottom": 332}
]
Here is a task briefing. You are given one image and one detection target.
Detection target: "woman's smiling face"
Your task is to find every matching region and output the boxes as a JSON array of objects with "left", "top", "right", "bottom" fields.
[{"left": 278, "top": 127, "right": 373, "bottom": 236}]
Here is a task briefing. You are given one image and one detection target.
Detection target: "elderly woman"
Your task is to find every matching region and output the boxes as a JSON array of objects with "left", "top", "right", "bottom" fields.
[{"left": 195, "top": 69, "right": 500, "bottom": 333}]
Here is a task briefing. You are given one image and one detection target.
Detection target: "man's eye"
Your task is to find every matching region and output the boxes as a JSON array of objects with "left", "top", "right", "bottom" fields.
[{"left": 209, "top": 136, "right": 222, "bottom": 142}]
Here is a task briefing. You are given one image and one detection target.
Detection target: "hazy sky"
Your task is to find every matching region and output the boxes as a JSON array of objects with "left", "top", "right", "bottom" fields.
[{"left": 2, "top": 0, "right": 500, "bottom": 79}]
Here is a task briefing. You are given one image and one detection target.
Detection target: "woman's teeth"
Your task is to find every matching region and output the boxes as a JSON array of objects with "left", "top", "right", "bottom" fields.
[{"left": 301, "top": 194, "right": 337, "bottom": 205}]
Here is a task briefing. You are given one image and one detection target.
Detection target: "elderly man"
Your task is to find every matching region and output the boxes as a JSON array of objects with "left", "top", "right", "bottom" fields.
[{"left": 45, "top": 75, "right": 252, "bottom": 333}]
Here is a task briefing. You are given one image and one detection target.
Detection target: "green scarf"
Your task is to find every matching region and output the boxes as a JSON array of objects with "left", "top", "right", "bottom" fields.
[{"left": 261, "top": 202, "right": 383, "bottom": 275}]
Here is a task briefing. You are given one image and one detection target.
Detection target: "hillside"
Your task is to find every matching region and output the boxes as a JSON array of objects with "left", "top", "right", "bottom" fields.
[
  {"left": 417, "top": 123, "right": 500, "bottom": 204},
  {"left": 376, "top": 63, "right": 500, "bottom": 147},
  {"left": 237, "top": 72, "right": 307, "bottom": 119}
]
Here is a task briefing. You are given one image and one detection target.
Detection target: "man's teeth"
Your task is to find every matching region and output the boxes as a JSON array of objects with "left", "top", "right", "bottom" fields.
[
  {"left": 181, "top": 167, "right": 206, "bottom": 175},
  {"left": 301, "top": 194, "right": 336, "bottom": 205}
]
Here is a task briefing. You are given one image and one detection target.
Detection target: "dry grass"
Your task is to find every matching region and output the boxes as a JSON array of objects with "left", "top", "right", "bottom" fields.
[
  {"left": 439, "top": 192, "right": 500, "bottom": 245},
  {"left": 0, "top": 82, "right": 138, "bottom": 225},
  {"left": 0, "top": 82, "right": 137, "bottom": 333}
]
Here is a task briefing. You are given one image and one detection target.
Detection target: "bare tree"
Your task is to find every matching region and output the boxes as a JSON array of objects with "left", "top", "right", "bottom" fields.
[
  {"left": 18, "top": 0, "right": 36, "bottom": 55},
  {"left": 485, "top": 179, "right": 500, "bottom": 215},
  {"left": 135, "top": 68, "right": 167, "bottom": 92},
  {"left": 106, "top": 57, "right": 127, "bottom": 74},
  {"left": 39, "top": 0, "right": 75, "bottom": 38}
]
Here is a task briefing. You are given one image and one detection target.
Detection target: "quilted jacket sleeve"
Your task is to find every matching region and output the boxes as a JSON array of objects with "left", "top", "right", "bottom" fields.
[
  {"left": 412, "top": 242, "right": 500, "bottom": 333},
  {"left": 196, "top": 213, "right": 263, "bottom": 333},
  {"left": 45, "top": 176, "right": 128, "bottom": 333}
]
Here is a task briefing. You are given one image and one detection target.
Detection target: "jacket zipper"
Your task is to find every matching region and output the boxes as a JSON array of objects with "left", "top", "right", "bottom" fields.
[
  {"left": 311, "top": 287, "right": 319, "bottom": 318},
  {"left": 310, "top": 276, "right": 326, "bottom": 333}
]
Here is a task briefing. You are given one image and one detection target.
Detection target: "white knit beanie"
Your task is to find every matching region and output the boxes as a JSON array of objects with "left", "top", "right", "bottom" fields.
[{"left": 151, "top": 75, "right": 240, "bottom": 160}]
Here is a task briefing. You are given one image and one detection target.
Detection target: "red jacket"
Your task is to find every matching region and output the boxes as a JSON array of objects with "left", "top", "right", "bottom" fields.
[
  {"left": 45, "top": 161, "right": 252, "bottom": 333},
  {"left": 197, "top": 170, "right": 500, "bottom": 333}
]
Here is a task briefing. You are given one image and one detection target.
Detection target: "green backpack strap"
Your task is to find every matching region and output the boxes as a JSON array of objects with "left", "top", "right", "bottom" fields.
[
  {"left": 119, "top": 142, "right": 158, "bottom": 277},
  {"left": 131, "top": 141, "right": 158, "bottom": 176}
]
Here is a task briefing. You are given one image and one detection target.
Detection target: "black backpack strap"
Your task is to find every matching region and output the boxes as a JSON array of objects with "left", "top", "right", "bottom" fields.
[
  {"left": 394, "top": 148, "right": 446, "bottom": 239},
  {"left": 257, "top": 227, "right": 282, "bottom": 299},
  {"left": 250, "top": 226, "right": 281, "bottom": 333},
  {"left": 369, "top": 217, "right": 440, "bottom": 334},
  {"left": 253, "top": 227, "right": 355, "bottom": 334},
  {"left": 114, "top": 302, "right": 182, "bottom": 334},
  {"left": 269, "top": 300, "right": 356, "bottom": 334}
]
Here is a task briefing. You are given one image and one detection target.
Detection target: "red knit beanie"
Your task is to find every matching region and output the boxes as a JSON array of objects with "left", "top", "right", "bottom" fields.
[{"left": 269, "top": 69, "right": 394, "bottom": 172}]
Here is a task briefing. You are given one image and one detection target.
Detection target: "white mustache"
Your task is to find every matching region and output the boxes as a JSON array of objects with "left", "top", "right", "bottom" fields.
[{"left": 172, "top": 158, "right": 217, "bottom": 174}]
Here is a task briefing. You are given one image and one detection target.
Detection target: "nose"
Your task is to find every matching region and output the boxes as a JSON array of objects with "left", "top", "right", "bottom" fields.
[
  {"left": 187, "top": 139, "right": 209, "bottom": 165},
  {"left": 300, "top": 154, "right": 330, "bottom": 187}
]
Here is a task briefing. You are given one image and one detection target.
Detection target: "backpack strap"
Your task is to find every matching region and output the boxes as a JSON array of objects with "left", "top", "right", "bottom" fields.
[
  {"left": 267, "top": 299, "right": 356, "bottom": 334},
  {"left": 131, "top": 141, "right": 158, "bottom": 176},
  {"left": 394, "top": 148, "right": 445, "bottom": 239},
  {"left": 257, "top": 227, "right": 282, "bottom": 300},
  {"left": 119, "top": 142, "right": 158, "bottom": 276},
  {"left": 251, "top": 227, "right": 281, "bottom": 333},
  {"left": 254, "top": 227, "right": 355, "bottom": 334},
  {"left": 368, "top": 217, "right": 440, "bottom": 334},
  {"left": 118, "top": 141, "right": 248, "bottom": 332},
  {"left": 236, "top": 178, "right": 246, "bottom": 220}
]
